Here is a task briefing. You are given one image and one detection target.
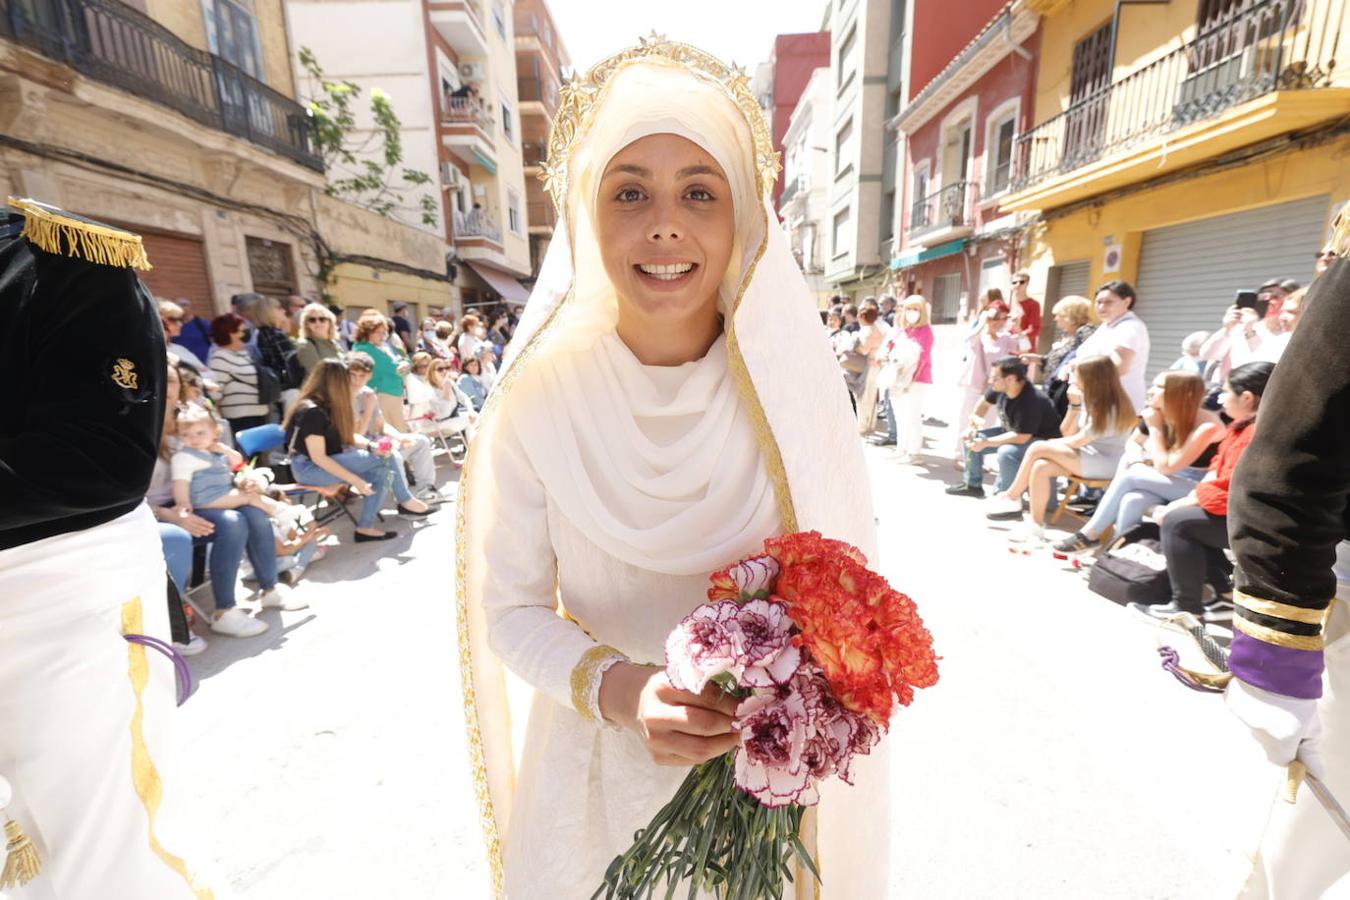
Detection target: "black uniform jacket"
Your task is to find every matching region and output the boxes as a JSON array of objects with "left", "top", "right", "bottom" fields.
[{"left": 0, "top": 209, "right": 165, "bottom": 551}]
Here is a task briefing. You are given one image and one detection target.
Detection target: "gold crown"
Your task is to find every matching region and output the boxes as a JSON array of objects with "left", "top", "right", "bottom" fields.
[{"left": 539, "top": 33, "right": 781, "bottom": 214}]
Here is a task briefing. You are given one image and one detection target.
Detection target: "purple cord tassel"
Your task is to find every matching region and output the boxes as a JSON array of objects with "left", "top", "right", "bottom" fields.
[
  {"left": 1157, "top": 646, "right": 1225, "bottom": 694},
  {"left": 124, "top": 634, "right": 195, "bottom": 706}
]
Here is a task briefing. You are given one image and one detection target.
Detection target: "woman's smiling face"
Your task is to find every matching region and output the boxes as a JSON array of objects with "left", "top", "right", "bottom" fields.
[{"left": 594, "top": 133, "right": 735, "bottom": 331}]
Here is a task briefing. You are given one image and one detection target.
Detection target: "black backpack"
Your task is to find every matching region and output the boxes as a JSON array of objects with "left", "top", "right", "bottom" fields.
[
  {"left": 1087, "top": 522, "right": 1171, "bottom": 607},
  {"left": 280, "top": 347, "right": 306, "bottom": 391},
  {"left": 254, "top": 362, "right": 282, "bottom": 405}
]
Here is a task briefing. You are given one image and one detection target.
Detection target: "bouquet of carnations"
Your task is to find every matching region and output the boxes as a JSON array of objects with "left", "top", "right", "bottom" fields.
[{"left": 594, "top": 531, "right": 939, "bottom": 900}]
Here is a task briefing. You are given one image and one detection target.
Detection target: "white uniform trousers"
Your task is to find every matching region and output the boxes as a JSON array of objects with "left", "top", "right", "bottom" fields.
[{"left": 0, "top": 504, "right": 214, "bottom": 899}]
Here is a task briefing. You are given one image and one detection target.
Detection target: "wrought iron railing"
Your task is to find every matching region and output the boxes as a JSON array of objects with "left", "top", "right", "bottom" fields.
[
  {"left": 527, "top": 198, "right": 554, "bottom": 228},
  {"left": 1011, "top": 0, "right": 1342, "bottom": 192},
  {"left": 909, "top": 181, "right": 972, "bottom": 237},
  {"left": 779, "top": 175, "right": 803, "bottom": 206},
  {"left": 521, "top": 140, "right": 547, "bottom": 166},
  {"left": 442, "top": 94, "right": 495, "bottom": 129},
  {"left": 456, "top": 209, "right": 501, "bottom": 243},
  {"left": 0, "top": 0, "right": 322, "bottom": 170}
]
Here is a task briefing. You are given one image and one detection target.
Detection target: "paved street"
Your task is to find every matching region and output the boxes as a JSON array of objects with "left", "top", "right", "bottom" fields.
[{"left": 174, "top": 336, "right": 1280, "bottom": 899}]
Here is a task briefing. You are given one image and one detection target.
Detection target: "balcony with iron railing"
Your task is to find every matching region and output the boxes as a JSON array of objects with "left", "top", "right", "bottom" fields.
[
  {"left": 1005, "top": 0, "right": 1349, "bottom": 210},
  {"left": 527, "top": 198, "right": 555, "bottom": 231},
  {"left": 521, "top": 140, "right": 547, "bottom": 168},
  {"left": 516, "top": 75, "right": 558, "bottom": 112},
  {"left": 907, "top": 181, "right": 974, "bottom": 248},
  {"left": 0, "top": 0, "right": 321, "bottom": 170},
  {"left": 440, "top": 93, "right": 497, "bottom": 168},
  {"left": 455, "top": 208, "right": 502, "bottom": 246}
]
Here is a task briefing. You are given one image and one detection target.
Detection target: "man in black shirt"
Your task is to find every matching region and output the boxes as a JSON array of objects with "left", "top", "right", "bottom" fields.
[
  {"left": 390, "top": 301, "right": 415, "bottom": 352},
  {"left": 948, "top": 356, "right": 1061, "bottom": 498}
]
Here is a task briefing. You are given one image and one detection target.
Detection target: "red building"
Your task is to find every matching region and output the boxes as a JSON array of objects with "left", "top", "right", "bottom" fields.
[
  {"left": 760, "top": 33, "right": 831, "bottom": 210},
  {"left": 890, "top": 3, "right": 1041, "bottom": 327}
]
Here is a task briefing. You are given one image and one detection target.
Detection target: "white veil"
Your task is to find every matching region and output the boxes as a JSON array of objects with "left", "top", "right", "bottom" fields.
[{"left": 455, "top": 38, "right": 884, "bottom": 898}]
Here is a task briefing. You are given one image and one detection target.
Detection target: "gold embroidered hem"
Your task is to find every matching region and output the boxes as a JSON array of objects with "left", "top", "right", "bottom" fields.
[
  {"left": 1234, "top": 614, "right": 1326, "bottom": 651},
  {"left": 570, "top": 645, "right": 628, "bottom": 722},
  {"left": 1235, "top": 591, "right": 1332, "bottom": 628}
]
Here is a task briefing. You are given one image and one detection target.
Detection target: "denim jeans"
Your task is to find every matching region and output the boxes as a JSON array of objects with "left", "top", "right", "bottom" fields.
[
  {"left": 195, "top": 506, "right": 278, "bottom": 609},
  {"left": 880, "top": 390, "right": 897, "bottom": 441},
  {"left": 292, "top": 450, "right": 411, "bottom": 528},
  {"left": 159, "top": 522, "right": 193, "bottom": 593},
  {"left": 1082, "top": 460, "right": 1206, "bottom": 539},
  {"left": 963, "top": 427, "right": 1027, "bottom": 492}
]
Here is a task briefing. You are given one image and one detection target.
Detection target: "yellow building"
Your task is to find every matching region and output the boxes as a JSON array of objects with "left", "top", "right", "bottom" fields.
[
  {"left": 0, "top": 0, "right": 450, "bottom": 315},
  {"left": 1002, "top": 0, "right": 1350, "bottom": 369}
]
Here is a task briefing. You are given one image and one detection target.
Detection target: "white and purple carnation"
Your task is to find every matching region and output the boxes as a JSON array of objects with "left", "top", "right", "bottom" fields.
[
  {"left": 732, "top": 692, "right": 819, "bottom": 807},
  {"left": 725, "top": 599, "right": 802, "bottom": 688},
  {"left": 725, "top": 555, "right": 781, "bottom": 600},
  {"left": 664, "top": 601, "right": 740, "bottom": 693}
]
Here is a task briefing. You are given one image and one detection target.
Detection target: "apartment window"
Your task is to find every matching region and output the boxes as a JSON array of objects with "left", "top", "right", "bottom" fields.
[
  {"left": 834, "top": 118, "right": 854, "bottom": 177},
  {"left": 832, "top": 207, "right": 852, "bottom": 257},
  {"left": 500, "top": 97, "right": 515, "bottom": 143},
  {"left": 985, "top": 109, "right": 1017, "bottom": 196},
  {"left": 910, "top": 161, "right": 930, "bottom": 230},
  {"left": 1070, "top": 22, "right": 1112, "bottom": 105},
  {"left": 507, "top": 188, "right": 523, "bottom": 236},
  {"left": 881, "top": 190, "right": 895, "bottom": 243},
  {"left": 836, "top": 25, "right": 857, "bottom": 92},
  {"left": 492, "top": 2, "right": 507, "bottom": 39},
  {"left": 203, "top": 0, "right": 263, "bottom": 78}
]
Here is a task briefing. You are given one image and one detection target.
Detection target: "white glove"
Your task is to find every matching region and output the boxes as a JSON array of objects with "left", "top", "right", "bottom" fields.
[{"left": 1225, "top": 677, "right": 1325, "bottom": 779}]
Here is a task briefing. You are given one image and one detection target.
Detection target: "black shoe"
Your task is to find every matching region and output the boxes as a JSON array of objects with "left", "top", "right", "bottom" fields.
[
  {"left": 1201, "top": 598, "right": 1235, "bottom": 623},
  {"left": 1051, "top": 532, "right": 1099, "bottom": 557},
  {"left": 354, "top": 529, "right": 398, "bottom": 542},
  {"left": 944, "top": 483, "right": 985, "bottom": 498},
  {"left": 397, "top": 503, "right": 434, "bottom": 518},
  {"left": 1127, "top": 600, "right": 1187, "bottom": 623}
]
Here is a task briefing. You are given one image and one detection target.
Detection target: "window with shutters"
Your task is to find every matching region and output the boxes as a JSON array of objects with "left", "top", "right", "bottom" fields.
[
  {"left": 245, "top": 236, "right": 297, "bottom": 299},
  {"left": 1064, "top": 21, "right": 1112, "bottom": 166}
]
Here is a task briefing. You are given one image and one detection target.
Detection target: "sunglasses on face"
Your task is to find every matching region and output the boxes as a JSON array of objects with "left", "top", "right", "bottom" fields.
[
  {"left": 306, "top": 316, "right": 328, "bottom": 323},
  {"left": 164, "top": 316, "right": 182, "bottom": 324},
  {"left": 1317, "top": 250, "right": 1336, "bottom": 259},
  {"left": 1012, "top": 279, "right": 1028, "bottom": 286}
]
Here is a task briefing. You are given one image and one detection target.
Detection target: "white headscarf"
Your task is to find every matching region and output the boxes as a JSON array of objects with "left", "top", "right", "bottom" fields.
[{"left": 456, "top": 40, "right": 881, "bottom": 897}]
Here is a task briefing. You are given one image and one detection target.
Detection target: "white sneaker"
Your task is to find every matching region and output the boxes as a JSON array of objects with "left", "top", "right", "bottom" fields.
[
  {"left": 173, "top": 634, "right": 208, "bottom": 656},
  {"left": 259, "top": 584, "right": 308, "bottom": 611},
  {"left": 1007, "top": 519, "right": 1047, "bottom": 545},
  {"left": 210, "top": 607, "right": 269, "bottom": 637},
  {"left": 984, "top": 494, "right": 1023, "bottom": 518}
]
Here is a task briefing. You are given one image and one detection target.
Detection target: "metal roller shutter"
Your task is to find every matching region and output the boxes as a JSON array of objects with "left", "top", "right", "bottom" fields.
[
  {"left": 1134, "top": 195, "right": 1326, "bottom": 376},
  {"left": 133, "top": 229, "right": 214, "bottom": 314}
]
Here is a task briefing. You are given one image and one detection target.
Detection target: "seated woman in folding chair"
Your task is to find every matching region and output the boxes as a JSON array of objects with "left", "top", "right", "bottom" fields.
[
  {"left": 408, "top": 352, "right": 479, "bottom": 463},
  {"left": 985, "top": 354, "right": 1140, "bottom": 549},
  {"left": 347, "top": 351, "right": 442, "bottom": 504},
  {"left": 284, "top": 359, "right": 432, "bottom": 544}
]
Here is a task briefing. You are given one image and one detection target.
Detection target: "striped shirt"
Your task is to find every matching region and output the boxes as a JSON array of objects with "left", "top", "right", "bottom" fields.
[{"left": 208, "top": 347, "right": 269, "bottom": 420}]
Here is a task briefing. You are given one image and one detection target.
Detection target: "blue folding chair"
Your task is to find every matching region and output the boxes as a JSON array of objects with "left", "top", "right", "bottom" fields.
[{"left": 234, "top": 424, "right": 361, "bottom": 528}]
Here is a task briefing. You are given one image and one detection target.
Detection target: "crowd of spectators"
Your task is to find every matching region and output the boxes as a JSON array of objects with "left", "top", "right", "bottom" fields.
[
  {"left": 154, "top": 292, "right": 517, "bottom": 653},
  {"left": 834, "top": 253, "right": 1324, "bottom": 628}
]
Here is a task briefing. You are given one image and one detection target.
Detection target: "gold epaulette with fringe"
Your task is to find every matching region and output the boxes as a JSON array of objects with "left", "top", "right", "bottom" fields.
[{"left": 6, "top": 196, "right": 151, "bottom": 270}]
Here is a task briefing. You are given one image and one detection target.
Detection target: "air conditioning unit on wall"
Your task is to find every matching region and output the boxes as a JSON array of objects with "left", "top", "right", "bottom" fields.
[
  {"left": 459, "top": 62, "right": 486, "bottom": 82},
  {"left": 440, "top": 162, "right": 462, "bottom": 188}
]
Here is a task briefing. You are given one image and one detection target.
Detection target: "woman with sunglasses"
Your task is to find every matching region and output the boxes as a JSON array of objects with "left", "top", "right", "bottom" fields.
[{"left": 295, "top": 302, "right": 343, "bottom": 377}]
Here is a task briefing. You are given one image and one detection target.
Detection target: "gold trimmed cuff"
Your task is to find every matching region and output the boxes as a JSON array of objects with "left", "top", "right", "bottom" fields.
[
  {"left": 1235, "top": 591, "right": 1330, "bottom": 627},
  {"left": 1233, "top": 614, "right": 1326, "bottom": 651},
  {"left": 569, "top": 644, "right": 628, "bottom": 724}
]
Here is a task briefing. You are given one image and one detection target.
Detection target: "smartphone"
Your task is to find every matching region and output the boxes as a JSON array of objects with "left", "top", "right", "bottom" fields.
[{"left": 1234, "top": 289, "right": 1269, "bottom": 318}]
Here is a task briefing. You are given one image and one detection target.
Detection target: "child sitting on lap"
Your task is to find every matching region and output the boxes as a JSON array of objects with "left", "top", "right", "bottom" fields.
[{"left": 172, "top": 403, "right": 284, "bottom": 517}]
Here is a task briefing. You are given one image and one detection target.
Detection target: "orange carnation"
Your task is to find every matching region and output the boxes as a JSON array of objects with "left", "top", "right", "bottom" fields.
[{"left": 768, "top": 532, "right": 939, "bottom": 724}]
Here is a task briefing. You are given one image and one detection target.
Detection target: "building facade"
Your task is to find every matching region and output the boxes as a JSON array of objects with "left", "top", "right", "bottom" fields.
[
  {"left": 514, "top": 0, "right": 570, "bottom": 280},
  {"left": 288, "top": 0, "right": 534, "bottom": 318},
  {"left": 754, "top": 32, "right": 831, "bottom": 211},
  {"left": 780, "top": 68, "right": 835, "bottom": 307},
  {"left": 1002, "top": 0, "right": 1350, "bottom": 374},
  {"left": 889, "top": 0, "right": 1040, "bottom": 325},
  {"left": 0, "top": 0, "right": 449, "bottom": 319},
  {"left": 824, "top": 0, "right": 905, "bottom": 300}
]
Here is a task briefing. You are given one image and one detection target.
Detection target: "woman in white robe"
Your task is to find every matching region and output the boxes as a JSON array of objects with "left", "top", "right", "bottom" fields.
[{"left": 457, "top": 38, "right": 885, "bottom": 899}]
